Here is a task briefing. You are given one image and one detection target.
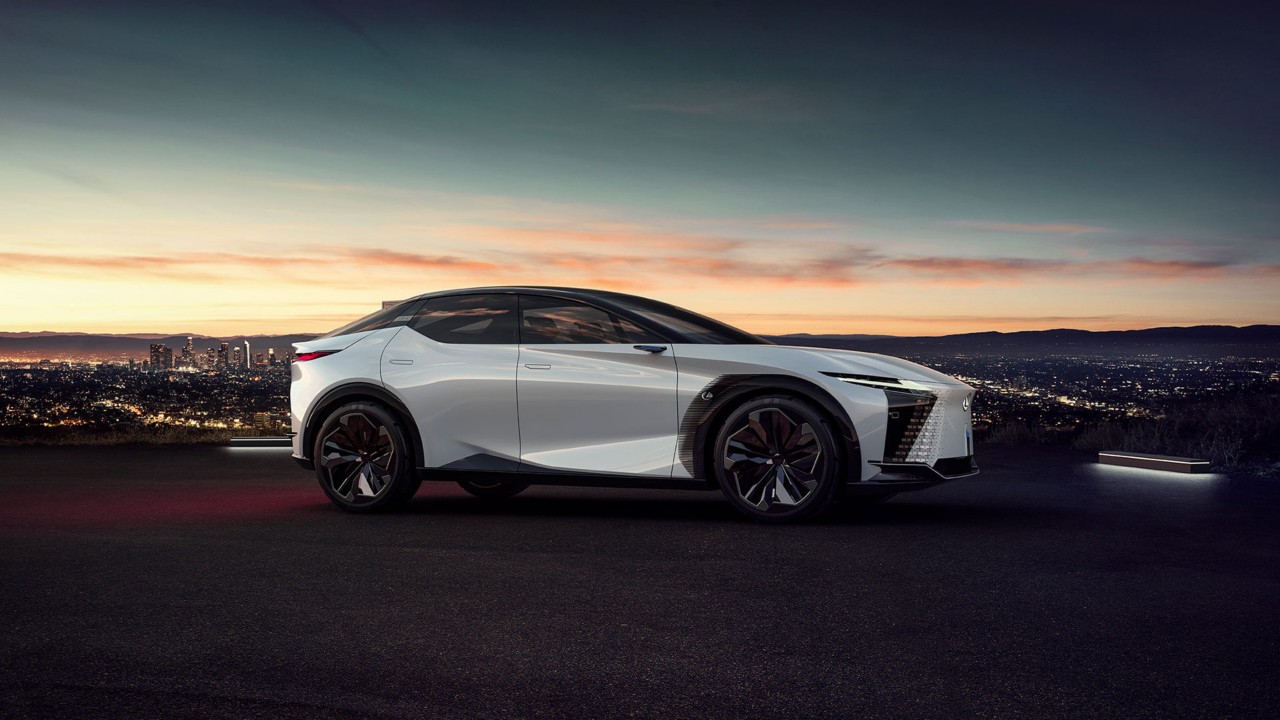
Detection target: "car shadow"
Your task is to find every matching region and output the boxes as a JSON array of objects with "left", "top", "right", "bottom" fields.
[{"left": 396, "top": 490, "right": 1062, "bottom": 529}]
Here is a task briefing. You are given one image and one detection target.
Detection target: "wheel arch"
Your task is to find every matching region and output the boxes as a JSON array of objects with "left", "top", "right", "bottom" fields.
[
  {"left": 679, "top": 374, "right": 862, "bottom": 489},
  {"left": 303, "top": 382, "right": 424, "bottom": 467}
]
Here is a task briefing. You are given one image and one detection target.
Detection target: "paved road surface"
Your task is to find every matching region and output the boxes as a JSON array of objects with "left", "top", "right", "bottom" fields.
[{"left": 1, "top": 445, "right": 1277, "bottom": 719}]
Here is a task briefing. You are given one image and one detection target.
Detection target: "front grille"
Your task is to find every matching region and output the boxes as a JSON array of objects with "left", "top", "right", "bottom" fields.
[
  {"left": 884, "top": 385, "right": 967, "bottom": 464},
  {"left": 883, "top": 390, "right": 936, "bottom": 462},
  {"left": 908, "top": 385, "right": 968, "bottom": 463}
]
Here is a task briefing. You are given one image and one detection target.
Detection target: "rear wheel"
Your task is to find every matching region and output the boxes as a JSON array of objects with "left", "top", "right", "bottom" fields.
[
  {"left": 712, "top": 395, "right": 842, "bottom": 523},
  {"left": 457, "top": 479, "right": 529, "bottom": 499},
  {"left": 314, "top": 402, "right": 420, "bottom": 512}
]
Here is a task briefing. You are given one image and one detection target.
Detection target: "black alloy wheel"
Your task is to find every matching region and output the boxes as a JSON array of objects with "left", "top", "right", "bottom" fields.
[
  {"left": 314, "top": 402, "right": 420, "bottom": 512},
  {"left": 457, "top": 479, "right": 530, "bottom": 499},
  {"left": 713, "top": 395, "right": 842, "bottom": 523}
]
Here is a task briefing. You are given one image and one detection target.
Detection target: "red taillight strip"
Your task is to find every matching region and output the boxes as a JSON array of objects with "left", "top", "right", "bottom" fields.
[{"left": 294, "top": 350, "right": 338, "bottom": 362}]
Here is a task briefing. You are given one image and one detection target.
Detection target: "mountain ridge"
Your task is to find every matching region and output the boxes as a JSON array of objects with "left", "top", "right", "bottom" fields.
[
  {"left": 764, "top": 324, "right": 1280, "bottom": 357},
  {"left": 1, "top": 325, "right": 1277, "bottom": 359}
]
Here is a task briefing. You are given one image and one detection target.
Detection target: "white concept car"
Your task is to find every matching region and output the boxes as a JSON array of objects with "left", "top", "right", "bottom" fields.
[{"left": 290, "top": 287, "right": 977, "bottom": 522}]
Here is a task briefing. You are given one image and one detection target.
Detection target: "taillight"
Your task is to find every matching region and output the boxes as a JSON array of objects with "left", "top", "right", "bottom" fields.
[{"left": 295, "top": 351, "right": 338, "bottom": 362}]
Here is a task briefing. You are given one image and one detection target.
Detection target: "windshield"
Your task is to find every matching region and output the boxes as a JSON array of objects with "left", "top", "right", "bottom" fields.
[{"left": 619, "top": 297, "right": 771, "bottom": 345}]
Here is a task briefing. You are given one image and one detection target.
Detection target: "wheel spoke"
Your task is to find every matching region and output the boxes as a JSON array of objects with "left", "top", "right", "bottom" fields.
[
  {"left": 782, "top": 463, "right": 819, "bottom": 489},
  {"left": 722, "top": 407, "right": 825, "bottom": 514},
  {"left": 772, "top": 466, "right": 801, "bottom": 506},
  {"left": 320, "top": 446, "right": 361, "bottom": 469},
  {"left": 728, "top": 432, "right": 771, "bottom": 457},
  {"left": 333, "top": 462, "right": 361, "bottom": 498},
  {"left": 323, "top": 411, "right": 397, "bottom": 503},
  {"left": 367, "top": 448, "right": 393, "bottom": 469}
]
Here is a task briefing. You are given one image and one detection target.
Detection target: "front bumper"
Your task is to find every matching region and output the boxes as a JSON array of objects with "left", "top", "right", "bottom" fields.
[{"left": 847, "top": 455, "right": 979, "bottom": 494}]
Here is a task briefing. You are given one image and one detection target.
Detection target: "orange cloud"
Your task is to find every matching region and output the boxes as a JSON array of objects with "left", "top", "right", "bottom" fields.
[
  {"left": 334, "top": 248, "right": 501, "bottom": 273},
  {"left": 0, "top": 251, "right": 307, "bottom": 281},
  {"left": 1108, "top": 258, "right": 1230, "bottom": 278},
  {"left": 1, "top": 240, "right": 1270, "bottom": 297},
  {"left": 876, "top": 255, "right": 1239, "bottom": 284},
  {"left": 450, "top": 224, "right": 747, "bottom": 254},
  {"left": 880, "top": 256, "right": 1065, "bottom": 276}
]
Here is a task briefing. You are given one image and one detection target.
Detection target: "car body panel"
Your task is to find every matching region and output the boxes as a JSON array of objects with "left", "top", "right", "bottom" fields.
[
  {"left": 517, "top": 344, "right": 679, "bottom": 476},
  {"left": 289, "top": 327, "right": 401, "bottom": 459},
  {"left": 378, "top": 326, "right": 521, "bottom": 471},
  {"left": 669, "top": 344, "right": 892, "bottom": 481}
]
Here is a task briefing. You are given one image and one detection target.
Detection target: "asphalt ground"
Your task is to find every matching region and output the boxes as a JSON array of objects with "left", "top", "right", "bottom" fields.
[{"left": 1, "top": 444, "right": 1277, "bottom": 719}]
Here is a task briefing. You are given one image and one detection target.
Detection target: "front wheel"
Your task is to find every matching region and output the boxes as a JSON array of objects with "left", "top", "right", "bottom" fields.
[
  {"left": 712, "top": 395, "right": 842, "bottom": 523},
  {"left": 314, "top": 402, "right": 420, "bottom": 512},
  {"left": 457, "top": 479, "right": 529, "bottom": 499}
]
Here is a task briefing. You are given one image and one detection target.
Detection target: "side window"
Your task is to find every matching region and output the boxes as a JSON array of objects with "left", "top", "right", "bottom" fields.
[
  {"left": 519, "top": 296, "right": 660, "bottom": 344},
  {"left": 410, "top": 294, "right": 517, "bottom": 344}
]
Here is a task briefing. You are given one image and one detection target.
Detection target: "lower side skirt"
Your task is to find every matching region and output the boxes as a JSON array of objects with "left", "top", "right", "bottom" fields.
[
  {"left": 298, "top": 458, "right": 974, "bottom": 495},
  {"left": 417, "top": 468, "right": 716, "bottom": 491}
]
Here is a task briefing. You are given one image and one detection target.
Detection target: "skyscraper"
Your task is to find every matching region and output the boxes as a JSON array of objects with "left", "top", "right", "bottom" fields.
[
  {"left": 268, "top": 348, "right": 276, "bottom": 366},
  {"left": 218, "top": 342, "right": 229, "bottom": 367},
  {"left": 149, "top": 343, "right": 171, "bottom": 371},
  {"left": 244, "top": 340, "right": 251, "bottom": 369},
  {"left": 231, "top": 346, "right": 242, "bottom": 368}
]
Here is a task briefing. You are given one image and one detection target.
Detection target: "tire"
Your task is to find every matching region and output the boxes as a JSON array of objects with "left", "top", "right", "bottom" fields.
[
  {"left": 313, "top": 402, "right": 420, "bottom": 512},
  {"left": 457, "top": 479, "right": 530, "bottom": 499},
  {"left": 712, "top": 394, "right": 842, "bottom": 523}
]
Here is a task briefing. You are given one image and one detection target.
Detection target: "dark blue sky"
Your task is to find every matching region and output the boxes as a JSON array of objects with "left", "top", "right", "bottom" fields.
[{"left": 1, "top": 0, "right": 1277, "bottom": 334}]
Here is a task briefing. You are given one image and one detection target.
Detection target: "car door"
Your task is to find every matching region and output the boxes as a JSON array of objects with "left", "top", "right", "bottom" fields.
[
  {"left": 516, "top": 294, "right": 679, "bottom": 477},
  {"left": 380, "top": 293, "right": 521, "bottom": 471}
]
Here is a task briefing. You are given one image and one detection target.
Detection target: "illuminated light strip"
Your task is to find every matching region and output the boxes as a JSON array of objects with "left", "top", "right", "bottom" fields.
[
  {"left": 1097, "top": 451, "right": 1211, "bottom": 474},
  {"left": 230, "top": 436, "right": 292, "bottom": 448}
]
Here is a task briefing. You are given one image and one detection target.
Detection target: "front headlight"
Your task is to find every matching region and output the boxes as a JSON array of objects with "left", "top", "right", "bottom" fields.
[{"left": 821, "top": 372, "right": 935, "bottom": 397}]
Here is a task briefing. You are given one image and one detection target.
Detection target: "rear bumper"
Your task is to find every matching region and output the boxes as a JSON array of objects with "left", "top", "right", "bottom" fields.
[{"left": 289, "top": 429, "right": 314, "bottom": 470}]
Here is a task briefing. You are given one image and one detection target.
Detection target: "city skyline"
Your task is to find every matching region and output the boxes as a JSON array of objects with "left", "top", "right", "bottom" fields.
[{"left": 2, "top": 1, "right": 1278, "bottom": 336}]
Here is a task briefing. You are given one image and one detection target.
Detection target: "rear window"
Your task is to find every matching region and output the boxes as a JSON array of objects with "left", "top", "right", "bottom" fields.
[{"left": 319, "top": 301, "right": 415, "bottom": 339}]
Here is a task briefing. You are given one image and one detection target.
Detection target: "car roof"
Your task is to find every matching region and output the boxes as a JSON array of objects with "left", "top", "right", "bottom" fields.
[
  {"left": 405, "top": 286, "right": 644, "bottom": 304},
  {"left": 400, "top": 286, "right": 769, "bottom": 345}
]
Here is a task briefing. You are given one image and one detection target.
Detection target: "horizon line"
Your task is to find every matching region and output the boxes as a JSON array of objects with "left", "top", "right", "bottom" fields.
[{"left": 2, "top": 322, "right": 1278, "bottom": 342}]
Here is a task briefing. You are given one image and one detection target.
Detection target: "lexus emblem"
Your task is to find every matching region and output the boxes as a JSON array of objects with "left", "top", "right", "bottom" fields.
[{"left": 961, "top": 396, "right": 971, "bottom": 412}]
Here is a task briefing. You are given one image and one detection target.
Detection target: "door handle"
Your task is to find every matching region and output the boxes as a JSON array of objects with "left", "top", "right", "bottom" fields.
[
  {"left": 633, "top": 345, "right": 667, "bottom": 353},
  {"left": 388, "top": 359, "right": 414, "bottom": 365},
  {"left": 523, "top": 363, "right": 551, "bottom": 370}
]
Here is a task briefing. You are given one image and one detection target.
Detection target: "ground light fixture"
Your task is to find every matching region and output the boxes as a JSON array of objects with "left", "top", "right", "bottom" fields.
[
  {"left": 230, "top": 436, "right": 292, "bottom": 448},
  {"left": 1097, "top": 451, "right": 1212, "bottom": 474}
]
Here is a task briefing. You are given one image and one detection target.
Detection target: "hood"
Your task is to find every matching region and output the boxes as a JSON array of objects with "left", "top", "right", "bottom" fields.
[{"left": 769, "top": 345, "right": 966, "bottom": 386}]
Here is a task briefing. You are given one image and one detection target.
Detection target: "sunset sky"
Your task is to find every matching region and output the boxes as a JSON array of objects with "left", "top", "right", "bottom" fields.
[{"left": 2, "top": 0, "right": 1277, "bottom": 336}]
